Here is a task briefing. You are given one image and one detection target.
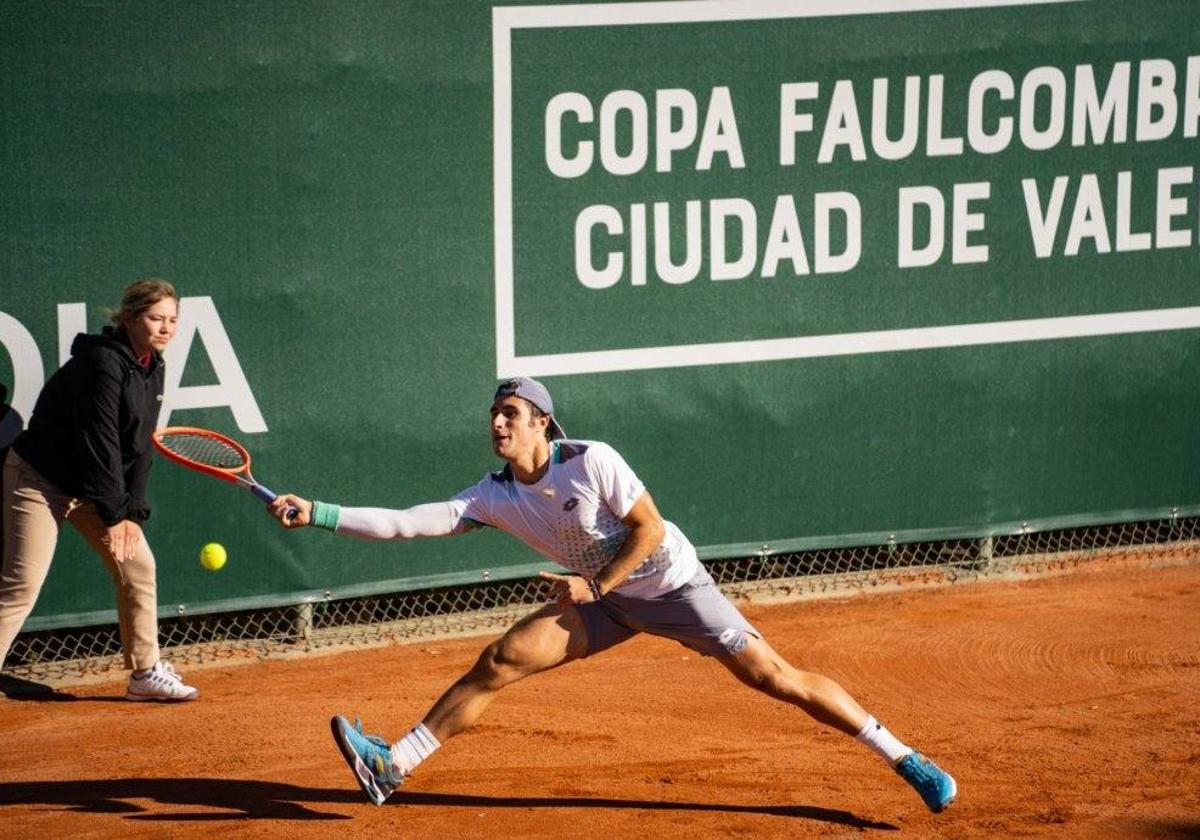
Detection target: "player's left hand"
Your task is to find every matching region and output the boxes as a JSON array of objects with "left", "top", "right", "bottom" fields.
[{"left": 538, "top": 571, "right": 594, "bottom": 606}]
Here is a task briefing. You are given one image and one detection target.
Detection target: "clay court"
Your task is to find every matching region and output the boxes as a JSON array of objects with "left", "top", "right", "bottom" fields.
[{"left": 2, "top": 557, "right": 1198, "bottom": 839}]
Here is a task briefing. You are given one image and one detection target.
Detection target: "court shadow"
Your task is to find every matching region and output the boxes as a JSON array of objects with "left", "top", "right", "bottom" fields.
[
  {"left": 0, "top": 674, "right": 76, "bottom": 701},
  {"left": 0, "top": 778, "right": 356, "bottom": 821},
  {"left": 393, "top": 790, "right": 898, "bottom": 831},
  {"left": 0, "top": 676, "right": 142, "bottom": 703}
]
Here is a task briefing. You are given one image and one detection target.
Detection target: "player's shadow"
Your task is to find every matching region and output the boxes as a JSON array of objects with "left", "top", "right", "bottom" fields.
[
  {"left": 394, "top": 791, "right": 898, "bottom": 830},
  {"left": 0, "top": 779, "right": 897, "bottom": 829}
]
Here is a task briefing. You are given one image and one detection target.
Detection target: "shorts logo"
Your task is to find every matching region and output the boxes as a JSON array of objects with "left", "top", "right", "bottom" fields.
[
  {"left": 562, "top": 497, "right": 579, "bottom": 511},
  {"left": 718, "top": 627, "right": 750, "bottom": 655}
]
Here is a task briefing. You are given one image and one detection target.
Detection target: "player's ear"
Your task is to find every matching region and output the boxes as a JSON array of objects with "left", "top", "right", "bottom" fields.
[{"left": 527, "top": 403, "right": 547, "bottom": 430}]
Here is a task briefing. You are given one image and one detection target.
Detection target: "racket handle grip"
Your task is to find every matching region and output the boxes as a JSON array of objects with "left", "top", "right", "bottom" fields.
[{"left": 252, "top": 484, "right": 299, "bottom": 521}]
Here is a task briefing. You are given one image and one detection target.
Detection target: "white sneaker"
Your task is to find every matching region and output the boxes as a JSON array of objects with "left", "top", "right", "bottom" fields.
[{"left": 125, "top": 660, "right": 199, "bottom": 702}]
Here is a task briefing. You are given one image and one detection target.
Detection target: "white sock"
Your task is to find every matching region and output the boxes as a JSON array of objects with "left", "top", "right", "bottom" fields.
[
  {"left": 855, "top": 715, "right": 913, "bottom": 766},
  {"left": 390, "top": 723, "right": 441, "bottom": 777}
]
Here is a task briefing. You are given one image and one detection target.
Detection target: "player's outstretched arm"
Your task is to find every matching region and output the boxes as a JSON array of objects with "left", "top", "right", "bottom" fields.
[{"left": 268, "top": 494, "right": 459, "bottom": 541}]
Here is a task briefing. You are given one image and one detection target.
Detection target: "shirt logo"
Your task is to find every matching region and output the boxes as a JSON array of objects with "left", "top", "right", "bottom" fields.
[{"left": 562, "top": 497, "right": 579, "bottom": 511}]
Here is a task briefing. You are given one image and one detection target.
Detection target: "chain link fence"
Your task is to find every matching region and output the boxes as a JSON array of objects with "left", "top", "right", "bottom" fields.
[{"left": 4, "top": 514, "right": 1198, "bottom": 685}]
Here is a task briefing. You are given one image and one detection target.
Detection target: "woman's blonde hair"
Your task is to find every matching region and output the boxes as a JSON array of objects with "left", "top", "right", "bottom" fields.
[{"left": 108, "top": 278, "right": 179, "bottom": 326}]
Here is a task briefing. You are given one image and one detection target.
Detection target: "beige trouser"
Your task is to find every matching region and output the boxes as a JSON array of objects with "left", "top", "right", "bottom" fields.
[{"left": 0, "top": 448, "right": 160, "bottom": 671}]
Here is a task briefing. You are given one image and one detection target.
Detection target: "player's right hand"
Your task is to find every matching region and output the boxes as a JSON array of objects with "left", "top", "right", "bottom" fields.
[
  {"left": 538, "top": 570, "right": 594, "bottom": 606},
  {"left": 269, "top": 494, "right": 312, "bottom": 528}
]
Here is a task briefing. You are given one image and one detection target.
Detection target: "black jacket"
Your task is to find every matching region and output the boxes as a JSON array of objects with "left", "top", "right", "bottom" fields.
[{"left": 13, "top": 328, "right": 165, "bottom": 526}]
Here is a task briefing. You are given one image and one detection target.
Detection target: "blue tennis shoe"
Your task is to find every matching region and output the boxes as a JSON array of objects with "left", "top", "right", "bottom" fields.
[
  {"left": 895, "top": 751, "right": 957, "bottom": 813},
  {"left": 330, "top": 714, "right": 404, "bottom": 805}
]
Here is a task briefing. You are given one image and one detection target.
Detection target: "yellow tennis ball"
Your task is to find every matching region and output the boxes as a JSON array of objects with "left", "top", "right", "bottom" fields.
[{"left": 199, "top": 542, "right": 227, "bottom": 571}]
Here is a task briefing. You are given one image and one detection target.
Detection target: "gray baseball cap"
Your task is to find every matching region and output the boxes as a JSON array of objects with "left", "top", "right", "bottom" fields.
[{"left": 493, "top": 376, "right": 567, "bottom": 440}]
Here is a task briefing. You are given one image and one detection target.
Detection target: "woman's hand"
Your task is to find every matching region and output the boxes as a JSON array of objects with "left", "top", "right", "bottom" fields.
[{"left": 104, "top": 520, "right": 144, "bottom": 563}]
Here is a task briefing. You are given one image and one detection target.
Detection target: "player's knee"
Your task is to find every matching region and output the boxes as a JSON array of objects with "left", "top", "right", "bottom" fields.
[
  {"left": 749, "top": 664, "right": 793, "bottom": 699},
  {"left": 473, "top": 639, "right": 527, "bottom": 687},
  {"left": 733, "top": 649, "right": 805, "bottom": 701}
]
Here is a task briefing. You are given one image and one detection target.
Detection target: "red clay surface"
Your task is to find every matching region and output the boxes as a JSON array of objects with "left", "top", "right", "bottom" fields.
[{"left": 2, "top": 559, "right": 1198, "bottom": 839}]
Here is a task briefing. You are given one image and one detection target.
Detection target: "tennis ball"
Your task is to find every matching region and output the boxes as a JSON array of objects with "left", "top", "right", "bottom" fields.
[{"left": 199, "top": 542, "right": 227, "bottom": 571}]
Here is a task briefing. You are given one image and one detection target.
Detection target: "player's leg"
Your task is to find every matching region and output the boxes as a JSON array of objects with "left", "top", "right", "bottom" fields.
[
  {"left": 716, "top": 629, "right": 956, "bottom": 812},
  {"left": 330, "top": 600, "right": 593, "bottom": 805},
  {"left": 70, "top": 503, "right": 198, "bottom": 701},
  {"left": 0, "top": 451, "right": 66, "bottom": 668},
  {"left": 610, "top": 564, "right": 956, "bottom": 813},
  {"left": 716, "top": 635, "right": 868, "bottom": 733},
  {"left": 421, "top": 600, "right": 589, "bottom": 740}
]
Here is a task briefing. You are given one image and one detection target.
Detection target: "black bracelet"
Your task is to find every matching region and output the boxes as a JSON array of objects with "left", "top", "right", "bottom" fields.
[{"left": 587, "top": 578, "right": 603, "bottom": 601}]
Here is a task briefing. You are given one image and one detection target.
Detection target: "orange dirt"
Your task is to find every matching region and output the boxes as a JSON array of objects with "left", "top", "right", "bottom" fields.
[{"left": 2, "top": 560, "right": 1198, "bottom": 839}]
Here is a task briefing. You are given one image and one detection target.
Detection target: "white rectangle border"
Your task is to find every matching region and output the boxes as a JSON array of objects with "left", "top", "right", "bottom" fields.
[{"left": 489, "top": 0, "right": 1198, "bottom": 379}]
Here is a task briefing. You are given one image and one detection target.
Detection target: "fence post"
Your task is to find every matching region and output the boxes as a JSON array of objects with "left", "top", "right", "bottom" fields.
[
  {"left": 292, "top": 602, "right": 314, "bottom": 644},
  {"left": 979, "top": 535, "right": 995, "bottom": 575}
]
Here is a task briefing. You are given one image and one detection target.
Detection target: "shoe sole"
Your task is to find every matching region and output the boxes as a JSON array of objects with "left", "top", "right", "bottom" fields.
[
  {"left": 124, "top": 690, "right": 199, "bottom": 702},
  {"left": 329, "top": 715, "right": 390, "bottom": 806}
]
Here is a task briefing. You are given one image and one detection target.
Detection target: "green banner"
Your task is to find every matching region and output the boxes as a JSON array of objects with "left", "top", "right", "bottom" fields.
[{"left": 1, "top": 0, "right": 1198, "bottom": 630}]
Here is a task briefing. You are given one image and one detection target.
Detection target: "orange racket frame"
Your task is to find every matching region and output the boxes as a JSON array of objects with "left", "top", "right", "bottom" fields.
[{"left": 152, "top": 426, "right": 296, "bottom": 518}]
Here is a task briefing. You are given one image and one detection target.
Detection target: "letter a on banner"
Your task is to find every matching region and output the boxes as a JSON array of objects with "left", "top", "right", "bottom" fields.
[{"left": 161, "top": 296, "right": 268, "bottom": 433}]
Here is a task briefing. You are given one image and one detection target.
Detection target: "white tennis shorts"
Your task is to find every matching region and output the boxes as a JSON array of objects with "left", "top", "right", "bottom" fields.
[{"left": 577, "top": 565, "right": 760, "bottom": 658}]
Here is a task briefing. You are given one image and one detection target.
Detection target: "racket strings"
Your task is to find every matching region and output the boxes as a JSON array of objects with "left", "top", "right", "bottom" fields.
[{"left": 158, "top": 433, "right": 247, "bottom": 470}]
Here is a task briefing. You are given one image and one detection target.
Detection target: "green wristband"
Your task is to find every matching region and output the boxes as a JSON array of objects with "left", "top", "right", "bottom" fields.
[{"left": 310, "top": 500, "right": 341, "bottom": 531}]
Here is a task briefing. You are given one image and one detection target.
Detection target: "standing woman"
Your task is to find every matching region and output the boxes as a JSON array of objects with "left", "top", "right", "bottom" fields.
[{"left": 0, "top": 278, "right": 197, "bottom": 700}]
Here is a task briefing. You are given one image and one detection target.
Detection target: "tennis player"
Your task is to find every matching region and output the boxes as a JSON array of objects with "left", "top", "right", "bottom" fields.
[
  {"left": 0, "top": 279, "right": 198, "bottom": 701},
  {"left": 268, "top": 377, "right": 955, "bottom": 811}
]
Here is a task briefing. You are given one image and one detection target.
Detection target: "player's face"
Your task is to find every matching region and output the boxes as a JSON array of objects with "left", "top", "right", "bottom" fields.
[
  {"left": 124, "top": 297, "right": 179, "bottom": 357},
  {"left": 490, "top": 396, "right": 548, "bottom": 460}
]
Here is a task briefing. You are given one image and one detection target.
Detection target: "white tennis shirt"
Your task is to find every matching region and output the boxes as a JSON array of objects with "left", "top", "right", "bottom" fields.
[{"left": 333, "top": 439, "right": 700, "bottom": 599}]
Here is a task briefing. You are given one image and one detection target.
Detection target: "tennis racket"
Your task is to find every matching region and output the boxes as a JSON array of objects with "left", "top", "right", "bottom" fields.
[{"left": 152, "top": 426, "right": 298, "bottom": 520}]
